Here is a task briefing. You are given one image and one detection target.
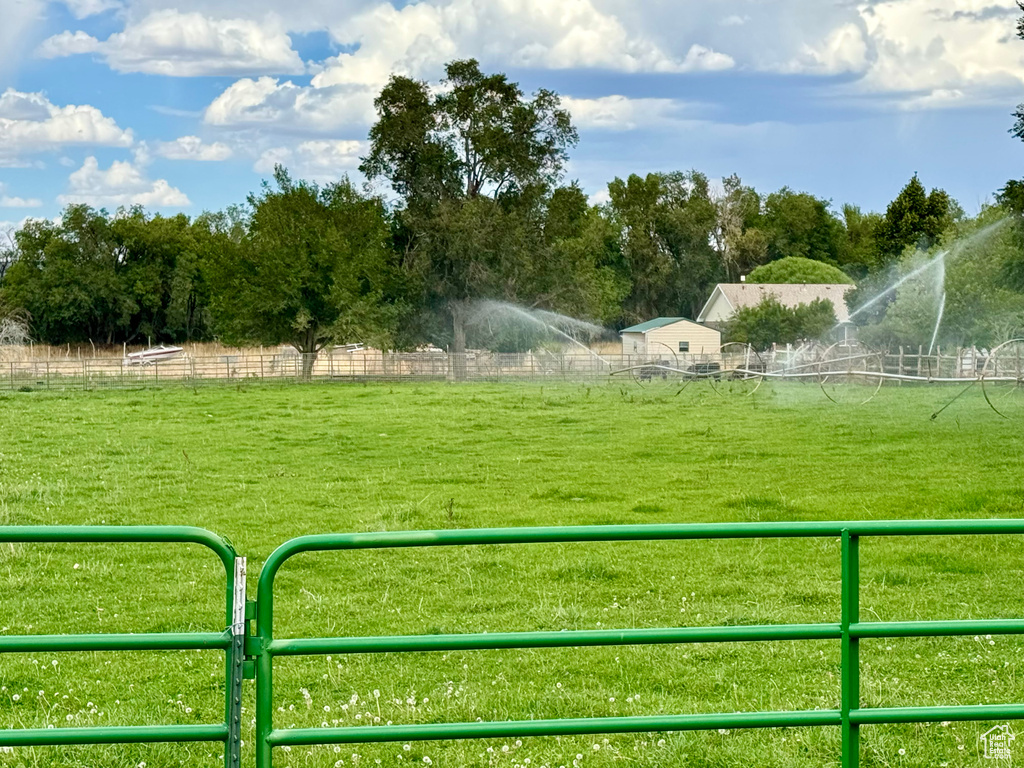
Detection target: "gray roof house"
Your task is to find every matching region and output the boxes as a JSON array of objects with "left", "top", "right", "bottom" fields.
[{"left": 696, "top": 283, "right": 855, "bottom": 326}]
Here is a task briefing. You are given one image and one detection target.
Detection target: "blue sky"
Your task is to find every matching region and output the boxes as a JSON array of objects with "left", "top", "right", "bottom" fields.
[{"left": 1, "top": 0, "right": 1023, "bottom": 230}]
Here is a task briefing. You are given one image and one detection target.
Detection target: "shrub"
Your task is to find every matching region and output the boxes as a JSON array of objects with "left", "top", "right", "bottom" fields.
[{"left": 746, "top": 257, "right": 854, "bottom": 285}]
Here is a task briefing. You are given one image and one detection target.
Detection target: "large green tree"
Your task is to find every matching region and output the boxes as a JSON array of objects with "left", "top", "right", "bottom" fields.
[
  {"left": 206, "top": 167, "right": 399, "bottom": 377},
  {"left": 606, "top": 170, "right": 722, "bottom": 323},
  {"left": 711, "top": 174, "right": 765, "bottom": 281},
  {"left": 874, "top": 175, "right": 957, "bottom": 266},
  {"left": 2, "top": 206, "right": 229, "bottom": 345},
  {"left": 838, "top": 204, "right": 883, "bottom": 276},
  {"left": 362, "top": 59, "right": 590, "bottom": 374},
  {"left": 759, "top": 188, "right": 846, "bottom": 266}
]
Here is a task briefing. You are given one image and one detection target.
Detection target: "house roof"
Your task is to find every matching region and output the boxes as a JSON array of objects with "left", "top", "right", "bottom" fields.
[
  {"left": 697, "top": 283, "right": 855, "bottom": 324},
  {"left": 620, "top": 317, "right": 696, "bottom": 334}
]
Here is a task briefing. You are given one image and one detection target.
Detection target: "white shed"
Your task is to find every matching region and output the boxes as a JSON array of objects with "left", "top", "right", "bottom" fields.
[{"left": 620, "top": 317, "right": 722, "bottom": 357}]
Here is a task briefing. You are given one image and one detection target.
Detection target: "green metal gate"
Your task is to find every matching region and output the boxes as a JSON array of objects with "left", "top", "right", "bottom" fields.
[
  {"left": 3, "top": 521, "right": 1024, "bottom": 768},
  {"left": 251, "top": 521, "right": 1024, "bottom": 768},
  {"left": 0, "top": 526, "right": 246, "bottom": 768}
]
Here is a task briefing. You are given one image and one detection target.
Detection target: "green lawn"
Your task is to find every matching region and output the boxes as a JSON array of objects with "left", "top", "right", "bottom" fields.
[{"left": 1, "top": 380, "right": 1023, "bottom": 767}]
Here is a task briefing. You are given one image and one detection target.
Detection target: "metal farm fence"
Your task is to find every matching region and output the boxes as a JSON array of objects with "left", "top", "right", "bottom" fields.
[
  {"left": 4, "top": 521, "right": 1024, "bottom": 768},
  {"left": 0, "top": 526, "right": 246, "bottom": 767},
  {"left": 2, "top": 344, "right": 1021, "bottom": 390}
]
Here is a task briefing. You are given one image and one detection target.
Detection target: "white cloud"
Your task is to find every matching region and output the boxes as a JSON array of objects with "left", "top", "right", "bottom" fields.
[
  {"left": 562, "top": 95, "right": 687, "bottom": 131},
  {"left": 0, "top": 0, "right": 46, "bottom": 80},
  {"left": 0, "top": 183, "right": 43, "bottom": 209},
  {"left": 59, "top": 157, "right": 190, "bottom": 207},
  {"left": 37, "top": 31, "right": 103, "bottom": 58},
  {"left": 0, "top": 89, "right": 133, "bottom": 166},
  {"left": 679, "top": 43, "right": 735, "bottom": 72},
  {"left": 254, "top": 139, "right": 365, "bottom": 181},
  {"left": 203, "top": 0, "right": 732, "bottom": 134},
  {"left": 316, "top": 0, "right": 731, "bottom": 82},
  {"left": 0, "top": 196, "right": 43, "bottom": 209},
  {"left": 154, "top": 136, "right": 233, "bottom": 161},
  {"left": 60, "top": 0, "right": 123, "bottom": 19},
  {"left": 39, "top": 10, "right": 305, "bottom": 77},
  {"left": 782, "top": 23, "right": 869, "bottom": 75},
  {"left": 205, "top": 77, "right": 376, "bottom": 132},
  {"left": 856, "top": 0, "right": 1024, "bottom": 99}
]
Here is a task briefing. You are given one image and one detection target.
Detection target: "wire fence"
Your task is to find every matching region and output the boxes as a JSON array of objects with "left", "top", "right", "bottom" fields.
[{"left": 1, "top": 343, "right": 1022, "bottom": 391}]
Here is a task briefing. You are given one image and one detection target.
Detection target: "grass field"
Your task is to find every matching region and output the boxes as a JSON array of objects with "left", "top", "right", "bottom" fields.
[{"left": 1, "top": 380, "right": 1023, "bottom": 768}]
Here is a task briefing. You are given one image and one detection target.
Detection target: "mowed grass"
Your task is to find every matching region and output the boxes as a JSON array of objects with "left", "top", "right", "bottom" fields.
[{"left": 1, "top": 380, "right": 1023, "bottom": 768}]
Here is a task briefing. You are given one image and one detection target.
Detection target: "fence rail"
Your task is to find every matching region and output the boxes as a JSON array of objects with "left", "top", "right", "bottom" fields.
[
  {"left": 4, "top": 521, "right": 1024, "bottom": 768},
  {"left": 0, "top": 526, "right": 245, "bottom": 767},
  {"left": 2, "top": 344, "right": 1022, "bottom": 389},
  {"left": 252, "top": 520, "right": 1024, "bottom": 768}
]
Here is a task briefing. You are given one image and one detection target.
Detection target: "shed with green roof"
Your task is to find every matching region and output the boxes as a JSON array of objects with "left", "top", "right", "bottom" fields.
[{"left": 620, "top": 317, "right": 721, "bottom": 357}]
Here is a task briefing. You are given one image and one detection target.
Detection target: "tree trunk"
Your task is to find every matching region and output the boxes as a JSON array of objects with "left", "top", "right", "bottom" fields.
[
  {"left": 450, "top": 299, "right": 468, "bottom": 381},
  {"left": 297, "top": 326, "right": 319, "bottom": 381},
  {"left": 301, "top": 351, "right": 317, "bottom": 380}
]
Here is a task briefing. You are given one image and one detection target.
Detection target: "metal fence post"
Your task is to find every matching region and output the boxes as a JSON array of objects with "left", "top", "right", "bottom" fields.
[
  {"left": 841, "top": 530, "right": 860, "bottom": 768},
  {"left": 226, "top": 557, "right": 246, "bottom": 768}
]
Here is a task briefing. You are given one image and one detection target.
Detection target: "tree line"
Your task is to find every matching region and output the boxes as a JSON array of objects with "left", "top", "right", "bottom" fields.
[{"left": 2, "top": 57, "right": 1023, "bottom": 361}]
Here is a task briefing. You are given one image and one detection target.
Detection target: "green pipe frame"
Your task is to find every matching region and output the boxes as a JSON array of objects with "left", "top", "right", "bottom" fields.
[
  {"left": 253, "top": 521, "right": 1024, "bottom": 768},
  {"left": 0, "top": 526, "right": 244, "bottom": 767},
  {"left": 4, "top": 521, "right": 1024, "bottom": 768}
]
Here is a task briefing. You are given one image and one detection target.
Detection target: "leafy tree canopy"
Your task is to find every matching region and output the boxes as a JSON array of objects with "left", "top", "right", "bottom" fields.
[
  {"left": 1, "top": 205, "right": 227, "bottom": 345},
  {"left": 759, "top": 188, "right": 845, "bottom": 265},
  {"left": 726, "top": 296, "right": 837, "bottom": 351},
  {"left": 362, "top": 59, "right": 604, "bottom": 370},
  {"left": 747, "top": 256, "right": 854, "bottom": 285},
  {"left": 874, "top": 175, "right": 958, "bottom": 266},
  {"left": 206, "top": 167, "right": 400, "bottom": 375}
]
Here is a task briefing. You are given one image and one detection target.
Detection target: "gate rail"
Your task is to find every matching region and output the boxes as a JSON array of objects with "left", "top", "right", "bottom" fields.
[
  {"left": 3, "top": 522, "right": 1024, "bottom": 768},
  {"left": 253, "top": 521, "right": 1024, "bottom": 768},
  {"left": 0, "top": 526, "right": 246, "bottom": 768}
]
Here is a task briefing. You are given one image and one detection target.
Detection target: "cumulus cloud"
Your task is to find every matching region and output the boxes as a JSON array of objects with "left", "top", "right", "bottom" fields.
[
  {"left": 37, "top": 31, "right": 103, "bottom": 58},
  {"left": 254, "top": 139, "right": 365, "bottom": 181},
  {"left": 60, "top": 0, "right": 123, "bottom": 18},
  {"left": 154, "top": 136, "right": 233, "bottom": 161},
  {"left": 0, "top": 89, "right": 133, "bottom": 166},
  {"left": 315, "top": 0, "right": 731, "bottom": 83},
  {"left": 0, "top": 195, "right": 43, "bottom": 209},
  {"left": 562, "top": 95, "right": 688, "bottom": 131},
  {"left": 205, "top": 77, "right": 376, "bottom": 133},
  {"left": 856, "top": 0, "right": 1024, "bottom": 100},
  {"left": 783, "top": 23, "right": 869, "bottom": 75},
  {"left": 59, "top": 157, "right": 190, "bottom": 207},
  {"left": 203, "top": 0, "right": 731, "bottom": 134},
  {"left": 39, "top": 10, "right": 305, "bottom": 77},
  {"left": 0, "top": 184, "right": 43, "bottom": 208}
]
